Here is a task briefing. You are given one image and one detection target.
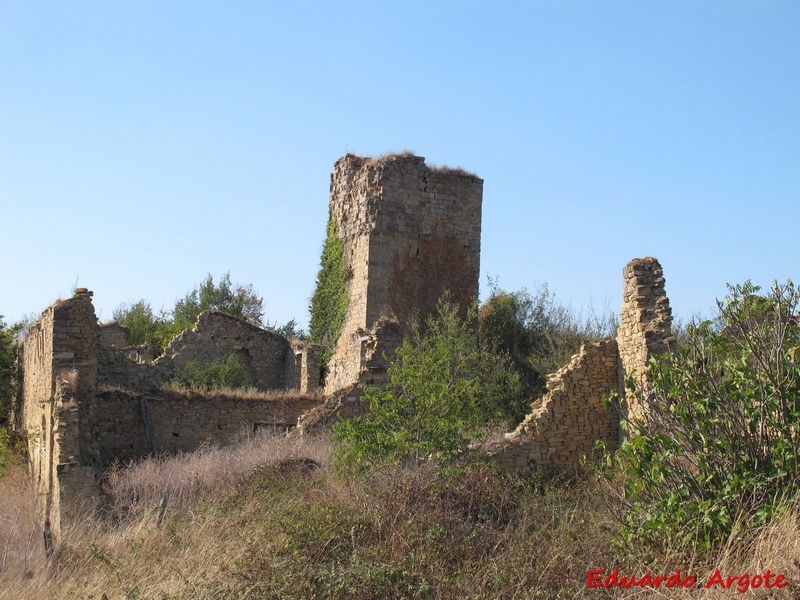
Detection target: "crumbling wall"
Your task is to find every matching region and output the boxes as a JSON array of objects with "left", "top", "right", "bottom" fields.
[
  {"left": 290, "top": 340, "right": 322, "bottom": 394},
  {"left": 485, "top": 339, "right": 620, "bottom": 471},
  {"left": 15, "top": 290, "right": 99, "bottom": 534},
  {"left": 97, "top": 310, "right": 320, "bottom": 394},
  {"left": 297, "top": 318, "right": 403, "bottom": 433},
  {"left": 98, "top": 322, "right": 131, "bottom": 349},
  {"left": 324, "top": 153, "right": 483, "bottom": 392},
  {"left": 14, "top": 290, "right": 323, "bottom": 536},
  {"left": 86, "top": 388, "right": 322, "bottom": 467},
  {"left": 617, "top": 257, "right": 674, "bottom": 423}
]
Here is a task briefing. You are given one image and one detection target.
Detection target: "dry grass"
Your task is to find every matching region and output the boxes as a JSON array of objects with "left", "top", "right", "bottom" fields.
[
  {"left": 0, "top": 431, "right": 331, "bottom": 600},
  {"left": 342, "top": 151, "right": 479, "bottom": 177},
  {"left": 352, "top": 149, "right": 417, "bottom": 166},
  {"left": 0, "top": 464, "right": 44, "bottom": 588},
  {"left": 100, "top": 382, "right": 325, "bottom": 404},
  {"left": 427, "top": 163, "right": 479, "bottom": 178},
  {"left": 104, "top": 429, "right": 331, "bottom": 521},
  {"left": 2, "top": 433, "right": 799, "bottom": 599}
]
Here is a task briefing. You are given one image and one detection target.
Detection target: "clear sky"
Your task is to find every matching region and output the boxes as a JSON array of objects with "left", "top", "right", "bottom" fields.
[{"left": 1, "top": 1, "right": 798, "bottom": 330}]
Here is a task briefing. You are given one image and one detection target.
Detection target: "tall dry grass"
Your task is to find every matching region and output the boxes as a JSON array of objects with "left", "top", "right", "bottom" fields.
[
  {"left": 2, "top": 430, "right": 798, "bottom": 599},
  {"left": 105, "top": 429, "right": 330, "bottom": 521},
  {"left": 0, "top": 431, "right": 330, "bottom": 599},
  {"left": 0, "top": 464, "right": 44, "bottom": 587}
]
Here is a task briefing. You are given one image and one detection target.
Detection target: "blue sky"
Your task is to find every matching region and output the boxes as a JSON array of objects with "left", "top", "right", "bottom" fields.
[{"left": 1, "top": 1, "right": 798, "bottom": 330}]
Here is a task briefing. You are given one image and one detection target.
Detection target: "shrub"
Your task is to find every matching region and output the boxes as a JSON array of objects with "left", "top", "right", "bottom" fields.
[
  {"left": 173, "top": 272, "right": 264, "bottom": 329},
  {"left": 112, "top": 300, "right": 178, "bottom": 350},
  {"left": 479, "top": 281, "right": 617, "bottom": 412},
  {"left": 172, "top": 355, "right": 251, "bottom": 391},
  {"left": 333, "top": 296, "right": 523, "bottom": 472},
  {"left": 608, "top": 280, "right": 800, "bottom": 558},
  {"left": 0, "top": 427, "right": 25, "bottom": 477},
  {"left": 0, "top": 317, "right": 19, "bottom": 424}
]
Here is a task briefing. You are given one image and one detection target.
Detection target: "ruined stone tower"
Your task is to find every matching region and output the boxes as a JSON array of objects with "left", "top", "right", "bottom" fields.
[
  {"left": 324, "top": 153, "right": 483, "bottom": 392},
  {"left": 617, "top": 257, "right": 674, "bottom": 422}
]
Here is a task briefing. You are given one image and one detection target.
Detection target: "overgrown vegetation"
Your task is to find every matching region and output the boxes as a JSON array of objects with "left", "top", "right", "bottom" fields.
[
  {"left": 333, "top": 296, "right": 524, "bottom": 472},
  {"left": 3, "top": 430, "right": 798, "bottom": 599},
  {"left": 0, "top": 317, "right": 19, "bottom": 424},
  {"left": 607, "top": 280, "right": 800, "bottom": 560},
  {"left": 171, "top": 355, "right": 252, "bottom": 391},
  {"left": 0, "top": 427, "right": 25, "bottom": 478},
  {"left": 9, "top": 275, "right": 800, "bottom": 597},
  {"left": 112, "top": 272, "right": 300, "bottom": 352},
  {"left": 111, "top": 299, "right": 178, "bottom": 350},
  {"left": 172, "top": 272, "right": 264, "bottom": 330},
  {"left": 308, "top": 210, "right": 349, "bottom": 379},
  {"left": 478, "top": 280, "right": 617, "bottom": 411}
]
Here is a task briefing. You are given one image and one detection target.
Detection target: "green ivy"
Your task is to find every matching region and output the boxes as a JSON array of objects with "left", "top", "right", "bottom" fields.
[{"left": 308, "top": 209, "right": 349, "bottom": 383}]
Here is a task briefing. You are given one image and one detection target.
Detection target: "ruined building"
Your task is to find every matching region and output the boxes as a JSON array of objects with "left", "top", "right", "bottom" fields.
[
  {"left": 11, "top": 290, "right": 321, "bottom": 535},
  {"left": 11, "top": 151, "right": 675, "bottom": 537}
]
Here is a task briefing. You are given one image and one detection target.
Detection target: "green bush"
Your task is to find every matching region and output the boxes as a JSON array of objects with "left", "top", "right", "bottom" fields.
[
  {"left": 608, "top": 280, "right": 800, "bottom": 558},
  {"left": 113, "top": 274, "right": 267, "bottom": 352},
  {"left": 0, "top": 317, "right": 19, "bottom": 424},
  {"left": 479, "top": 281, "right": 617, "bottom": 418},
  {"left": 173, "top": 272, "right": 264, "bottom": 330},
  {"left": 172, "top": 355, "right": 251, "bottom": 391},
  {"left": 112, "top": 300, "right": 179, "bottom": 351},
  {"left": 333, "top": 296, "right": 523, "bottom": 472}
]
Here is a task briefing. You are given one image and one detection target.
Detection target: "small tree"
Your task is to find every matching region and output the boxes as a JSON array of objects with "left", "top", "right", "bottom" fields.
[
  {"left": 308, "top": 210, "right": 349, "bottom": 379},
  {"left": 333, "top": 297, "right": 523, "bottom": 472},
  {"left": 174, "top": 272, "right": 264, "bottom": 330},
  {"left": 608, "top": 280, "right": 800, "bottom": 557},
  {"left": 112, "top": 300, "right": 177, "bottom": 350}
]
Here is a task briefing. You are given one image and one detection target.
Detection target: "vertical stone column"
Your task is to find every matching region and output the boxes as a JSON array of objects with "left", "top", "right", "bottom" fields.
[
  {"left": 16, "top": 289, "right": 99, "bottom": 538},
  {"left": 616, "top": 257, "right": 674, "bottom": 424}
]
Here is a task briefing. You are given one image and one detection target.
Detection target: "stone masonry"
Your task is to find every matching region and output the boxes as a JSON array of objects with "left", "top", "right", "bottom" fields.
[
  {"left": 12, "top": 290, "right": 100, "bottom": 535},
  {"left": 485, "top": 257, "right": 674, "bottom": 471},
  {"left": 324, "top": 153, "right": 483, "bottom": 392},
  {"left": 13, "top": 291, "right": 323, "bottom": 538},
  {"left": 98, "top": 310, "right": 320, "bottom": 394},
  {"left": 485, "top": 339, "right": 620, "bottom": 471},
  {"left": 10, "top": 148, "right": 678, "bottom": 542},
  {"left": 617, "top": 257, "right": 674, "bottom": 423}
]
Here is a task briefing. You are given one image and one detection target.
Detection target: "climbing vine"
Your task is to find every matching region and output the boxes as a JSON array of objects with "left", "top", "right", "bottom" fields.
[{"left": 308, "top": 209, "right": 349, "bottom": 382}]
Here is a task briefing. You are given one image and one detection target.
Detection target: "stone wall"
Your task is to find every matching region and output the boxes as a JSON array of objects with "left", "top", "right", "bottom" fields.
[
  {"left": 86, "top": 388, "right": 321, "bottom": 468},
  {"left": 98, "top": 322, "right": 131, "bottom": 349},
  {"left": 325, "top": 153, "right": 483, "bottom": 392},
  {"left": 14, "top": 290, "right": 100, "bottom": 535},
  {"left": 290, "top": 340, "right": 322, "bottom": 394},
  {"left": 14, "top": 290, "right": 323, "bottom": 536},
  {"left": 485, "top": 339, "right": 620, "bottom": 471},
  {"left": 97, "top": 310, "right": 320, "bottom": 394},
  {"left": 617, "top": 257, "right": 674, "bottom": 423}
]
